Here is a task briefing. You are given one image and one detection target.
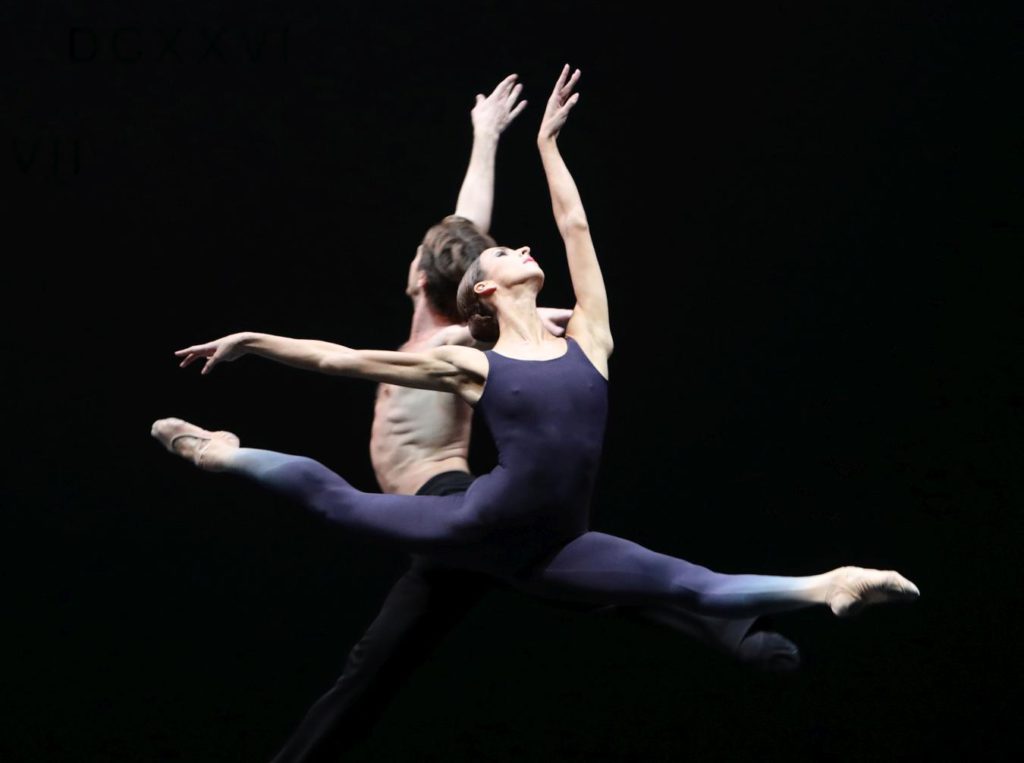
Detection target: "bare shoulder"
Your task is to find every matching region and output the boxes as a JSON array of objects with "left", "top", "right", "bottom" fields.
[
  {"left": 426, "top": 344, "right": 488, "bottom": 404},
  {"left": 428, "top": 324, "right": 474, "bottom": 348},
  {"left": 432, "top": 344, "right": 488, "bottom": 375}
]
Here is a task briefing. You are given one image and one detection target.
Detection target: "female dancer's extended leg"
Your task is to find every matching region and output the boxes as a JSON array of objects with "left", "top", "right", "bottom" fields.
[
  {"left": 152, "top": 420, "right": 485, "bottom": 549},
  {"left": 515, "top": 531, "right": 919, "bottom": 618}
]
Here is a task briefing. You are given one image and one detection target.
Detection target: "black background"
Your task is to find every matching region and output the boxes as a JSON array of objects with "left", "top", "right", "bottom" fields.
[{"left": 2, "top": 2, "right": 1020, "bottom": 761}]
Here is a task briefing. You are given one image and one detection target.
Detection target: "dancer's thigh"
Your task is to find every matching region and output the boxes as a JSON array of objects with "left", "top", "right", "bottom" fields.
[
  {"left": 513, "top": 531, "right": 714, "bottom": 607},
  {"left": 516, "top": 532, "right": 675, "bottom": 602}
]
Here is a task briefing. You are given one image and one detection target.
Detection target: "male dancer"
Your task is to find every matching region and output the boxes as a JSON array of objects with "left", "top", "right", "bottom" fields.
[{"left": 257, "top": 75, "right": 799, "bottom": 762}]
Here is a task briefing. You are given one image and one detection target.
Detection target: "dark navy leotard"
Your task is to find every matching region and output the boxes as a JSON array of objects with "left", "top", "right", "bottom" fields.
[{"left": 453, "top": 336, "right": 608, "bottom": 566}]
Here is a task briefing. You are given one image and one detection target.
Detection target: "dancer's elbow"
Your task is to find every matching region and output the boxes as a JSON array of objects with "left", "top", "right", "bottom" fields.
[
  {"left": 318, "top": 350, "right": 359, "bottom": 376},
  {"left": 558, "top": 212, "right": 589, "bottom": 238}
]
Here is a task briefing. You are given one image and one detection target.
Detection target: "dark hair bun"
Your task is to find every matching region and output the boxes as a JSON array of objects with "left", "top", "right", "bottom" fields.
[{"left": 468, "top": 313, "right": 499, "bottom": 343}]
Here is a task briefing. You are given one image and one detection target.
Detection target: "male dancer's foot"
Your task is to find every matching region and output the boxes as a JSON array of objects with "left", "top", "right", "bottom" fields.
[
  {"left": 736, "top": 629, "right": 802, "bottom": 672},
  {"left": 825, "top": 567, "right": 920, "bottom": 617},
  {"left": 151, "top": 417, "right": 239, "bottom": 471}
]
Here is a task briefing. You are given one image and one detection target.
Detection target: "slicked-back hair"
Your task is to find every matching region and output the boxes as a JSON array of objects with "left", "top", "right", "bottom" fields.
[
  {"left": 456, "top": 256, "right": 499, "bottom": 343},
  {"left": 418, "top": 215, "right": 496, "bottom": 322}
]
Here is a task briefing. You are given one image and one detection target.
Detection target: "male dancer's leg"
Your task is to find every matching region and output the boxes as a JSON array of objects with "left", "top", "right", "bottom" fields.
[
  {"left": 272, "top": 568, "right": 797, "bottom": 762},
  {"left": 597, "top": 605, "right": 800, "bottom": 671},
  {"left": 271, "top": 471, "right": 488, "bottom": 761},
  {"left": 271, "top": 558, "right": 492, "bottom": 762}
]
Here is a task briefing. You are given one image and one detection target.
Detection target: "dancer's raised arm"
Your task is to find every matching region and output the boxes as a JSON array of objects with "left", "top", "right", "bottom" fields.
[
  {"left": 174, "top": 332, "right": 487, "bottom": 401},
  {"left": 537, "top": 65, "right": 612, "bottom": 373},
  {"left": 454, "top": 74, "right": 526, "bottom": 233}
]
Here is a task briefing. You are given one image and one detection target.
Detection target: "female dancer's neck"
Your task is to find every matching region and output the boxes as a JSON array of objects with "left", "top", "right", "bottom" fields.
[{"left": 494, "top": 291, "right": 547, "bottom": 345}]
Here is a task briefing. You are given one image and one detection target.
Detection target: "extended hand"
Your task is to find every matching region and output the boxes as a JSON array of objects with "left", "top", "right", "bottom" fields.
[
  {"left": 538, "top": 64, "right": 580, "bottom": 142},
  {"left": 175, "top": 332, "right": 250, "bottom": 375},
  {"left": 472, "top": 74, "right": 527, "bottom": 137}
]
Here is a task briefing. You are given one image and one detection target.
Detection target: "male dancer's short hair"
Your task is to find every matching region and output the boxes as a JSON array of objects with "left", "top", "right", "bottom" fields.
[{"left": 419, "top": 215, "right": 496, "bottom": 322}]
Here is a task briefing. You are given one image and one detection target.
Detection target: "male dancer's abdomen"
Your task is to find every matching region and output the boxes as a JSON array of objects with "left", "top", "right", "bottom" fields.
[{"left": 370, "top": 383, "right": 474, "bottom": 495}]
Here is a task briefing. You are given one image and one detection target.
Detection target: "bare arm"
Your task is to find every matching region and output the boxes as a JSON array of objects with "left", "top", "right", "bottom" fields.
[
  {"left": 537, "top": 65, "right": 612, "bottom": 361},
  {"left": 174, "top": 332, "right": 488, "bottom": 401},
  {"left": 453, "top": 74, "right": 526, "bottom": 233}
]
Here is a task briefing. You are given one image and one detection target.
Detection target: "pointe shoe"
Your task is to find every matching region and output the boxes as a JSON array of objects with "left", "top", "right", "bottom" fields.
[
  {"left": 826, "top": 566, "right": 921, "bottom": 618},
  {"left": 151, "top": 417, "right": 239, "bottom": 470}
]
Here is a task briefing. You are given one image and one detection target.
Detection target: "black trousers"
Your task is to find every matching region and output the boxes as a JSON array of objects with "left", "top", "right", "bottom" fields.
[{"left": 270, "top": 556, "right": 492, "bottom": 761}]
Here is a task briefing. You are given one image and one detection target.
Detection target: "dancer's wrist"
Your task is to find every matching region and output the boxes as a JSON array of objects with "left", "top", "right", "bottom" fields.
[
  {"left": 472, "top": 127, "right": 500, "bottom": 143},
  {"left": 237, "top": 331, "right": 259, "bottom": 350}
]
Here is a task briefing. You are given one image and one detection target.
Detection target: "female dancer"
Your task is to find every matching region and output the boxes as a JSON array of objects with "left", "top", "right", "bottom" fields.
[{"left": 153, "top": 66, "right": 918, "bottom": 619}]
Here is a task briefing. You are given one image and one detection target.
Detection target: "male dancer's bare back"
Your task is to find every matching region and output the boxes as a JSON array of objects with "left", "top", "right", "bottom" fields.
[
  {"left": 371, "top": 330, "right": 473, "bottom": 496},
  {"left": 270, "top": 75, "right": 797, "bottom": 763}
]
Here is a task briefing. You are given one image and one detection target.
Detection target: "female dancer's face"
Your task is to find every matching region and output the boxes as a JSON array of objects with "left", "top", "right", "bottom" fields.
[{"left": 479, "top": 246, "right": 544, "bottom": 288}]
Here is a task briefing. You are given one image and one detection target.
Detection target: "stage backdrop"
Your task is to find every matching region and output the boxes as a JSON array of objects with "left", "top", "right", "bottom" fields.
[{"left": 1, "top": 2, "right": 1018, "bottom": 761}]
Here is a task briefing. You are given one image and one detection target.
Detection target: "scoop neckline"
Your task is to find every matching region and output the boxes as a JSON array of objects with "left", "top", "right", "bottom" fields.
[{"left": 488, "top": 337, "right": 572, "bottom": 362}]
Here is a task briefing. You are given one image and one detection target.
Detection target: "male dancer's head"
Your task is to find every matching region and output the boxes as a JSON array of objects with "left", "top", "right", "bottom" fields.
[{"left": 408, "top": 215, "right": 496, "bottom": 323}]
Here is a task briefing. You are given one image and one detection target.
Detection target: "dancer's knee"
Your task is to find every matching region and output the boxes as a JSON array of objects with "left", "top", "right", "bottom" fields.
[
  {"left": 447, "top": 508, "right": 488, "bottom": 544},
  {"left": 252, "top": 454, "right": 360, "bottom": 511},
  {"left": 668, "top": 575, "right": 712, "bottom": 610},
  {"left": 274, "top": 456, "right": 345, "bottom": 492}
]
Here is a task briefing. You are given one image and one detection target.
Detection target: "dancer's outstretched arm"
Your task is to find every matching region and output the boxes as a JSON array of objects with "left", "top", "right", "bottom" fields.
[
  {"left": 454, "top": 74, "right": 526, "bottom": 234},
  {"left": 537, "top": 65, "right": 612, "bottom": 376},
  {"left": 175, "top": 333, "right": 488, "bottom": 402}
]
